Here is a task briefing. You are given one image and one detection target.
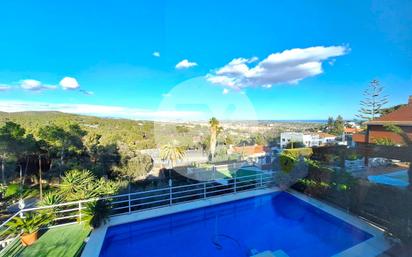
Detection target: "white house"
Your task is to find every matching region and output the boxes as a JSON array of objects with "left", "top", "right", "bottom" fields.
[
  {"left": 280, "top": 132, "right": 337, "bottom": 149},
  {"left": 317, "top": 132, "right": 337, "bottom": 145}
]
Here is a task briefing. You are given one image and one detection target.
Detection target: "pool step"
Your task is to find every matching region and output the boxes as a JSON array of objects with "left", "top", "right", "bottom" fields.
[{"left": 251, "top": 250, "right": 289, "bottom": 257}]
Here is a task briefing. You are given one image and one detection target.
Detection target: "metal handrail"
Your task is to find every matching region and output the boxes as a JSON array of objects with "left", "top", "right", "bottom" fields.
[{"left": 0, "top": 171, "right": 275, "bottom": 250}]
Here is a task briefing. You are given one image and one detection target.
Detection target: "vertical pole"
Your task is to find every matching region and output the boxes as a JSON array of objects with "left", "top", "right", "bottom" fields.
[
  {"left": 169, "top": 179, "right": 172, "bottom": 205},
  {"left": 1, "top": 159, "right": 5, "bottom": 185},
  {"left": 128, "top": 194, "right": 131, "bottom": 214},
  {"left": 39, "top": 155, "right": 43, "bottom": 200},
  {"left": 234, "top": 176, "right": 237, "bottom": 193},
  {"left": 203, "top": 182, "right": 206, "bottom": 199},
  {"left": 260, "top": 173, "right": 263, "bottom": 187},
  {"left": 78, "top": 202, "right": 82, "bottom": 223},
  {"left": 18, "top": 199, "right": 25, "bottom": 218}
]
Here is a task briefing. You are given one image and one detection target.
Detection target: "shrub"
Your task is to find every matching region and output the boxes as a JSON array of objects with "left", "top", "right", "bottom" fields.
[
  {"left": 355, "top": 183, "right": 412, "bottom": 244},
  {"left": 283, "top": 148, "right": 313, "bottom": 158},
  {"left": 6, "top": 213, "right": 52, "bottom": 235},
  {"left": 60, "top": 169, "right": 121, "bottom": 201},
  {"left": 345, "top": 152, "right": 362, "bottom": 161},
  {"left": 40, "top": 191, "right": 64, "bottom": 206},
  {"left": 82, "top": 200, "right": 111, "bottom": 229},
  {"left": 279, "top": 154, "right": 296, "bottom": 173},
  {"left": 5, "top": 183, "right": 20, "bottom": 198},
  {"left": 285, "top": 142, "right": 306, "bottom": 149},
  {"left": 114, "top": 153, "right": 154, "bottom": 180},
  {"left": 292, "top": 164, "right": 412, "bottom": 244},
  {"left": 374, "top": 137, "right": 395, "bottom": 146}
]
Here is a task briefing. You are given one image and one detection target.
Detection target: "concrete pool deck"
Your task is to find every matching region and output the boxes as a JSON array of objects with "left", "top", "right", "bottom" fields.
[{"left": 82, "top": 188, "right": 392, "bottom": 257}]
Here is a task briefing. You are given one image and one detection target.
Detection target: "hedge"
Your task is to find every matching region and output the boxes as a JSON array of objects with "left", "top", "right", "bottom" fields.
[
  {"left": 293, "top": 169, "right": 412, "bottom": 244},
  {"left": 283, "top": 148, "right": 313, "bottom": 158}
]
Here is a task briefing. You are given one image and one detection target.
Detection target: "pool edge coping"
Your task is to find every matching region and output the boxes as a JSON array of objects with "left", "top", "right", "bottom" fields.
[
  {"left": 82, "top": 188, "right": 392, "bottom": 257},
  {"left": 287, "top": 190, "right": 392, "bottom": 257},
  {"left": 81, "top": 188, "right": 280, "bottom": 257}
]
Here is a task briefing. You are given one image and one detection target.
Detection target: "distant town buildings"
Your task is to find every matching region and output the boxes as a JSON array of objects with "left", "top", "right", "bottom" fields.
[{"left": 280, "top": 132, "right": 337, "bottom": 149}]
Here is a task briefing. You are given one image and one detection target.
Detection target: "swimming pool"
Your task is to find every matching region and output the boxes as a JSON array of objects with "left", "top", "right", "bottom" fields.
[
  {"left": 98, "top": 192, "right": 372, "bottom": 257},
  {"left": 368, "top": 169, "right": 409, "bottom": 188}
]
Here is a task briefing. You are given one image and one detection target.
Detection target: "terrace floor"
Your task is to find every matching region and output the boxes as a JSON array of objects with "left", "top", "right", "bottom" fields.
[{"left": 0, "top": 224, "right": 90, "bottom": 257}]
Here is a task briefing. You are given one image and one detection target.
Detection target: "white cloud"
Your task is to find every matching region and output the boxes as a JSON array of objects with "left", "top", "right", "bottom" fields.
[
  {"left": 207, "top": 46, "right": 348, "bottom": 89},
  {"left": 162, "top": 93, "right": 172, "bottom": 97},
  {"left": 153, "top": 51, "right": 160, "bottom": 57},
  {"left": 175, "top": 59, "right": 198, "bottom": 69},
  {"left": 0, "top": 84, "right": 12, "bottom": 91},
  {"left": 222, "top": 88, "right": 229, "bottom": 95},
  {"left": 60, "top": 77, "right": 80, "bottom": 90},
  {"left": 0, "top": 100, "right": 202, "bottom": 121},
  {"left": 19, "top": 79, "right": 57, "bottom": 91}
]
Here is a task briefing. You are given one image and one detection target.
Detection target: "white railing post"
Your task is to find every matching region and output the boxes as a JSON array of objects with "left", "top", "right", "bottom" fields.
[
  {"left": 234, "top": 176, "right": 237, "bottom": 193},
  {"left": 169, "top": 179, "right": 173, "bottom": 206},
  {"left": 78, "top": 202, "right": 82, "bottom": 223},
  {"left": 260, "top": 173, "right": 263, "bottom": 187},
  {"left": 128, "top": 194, "right": 131, "bottom": 213},
  {"left": 203, "top": 182, "right": 207, "bottom": 199}
]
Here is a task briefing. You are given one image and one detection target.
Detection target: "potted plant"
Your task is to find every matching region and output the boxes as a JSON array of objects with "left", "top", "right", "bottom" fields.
[
  {"left": 81, "top": 199, "right": 111, "bottom": 229},
  {"left": 6, "top": 212, "right": 51, "bottom": 246}
]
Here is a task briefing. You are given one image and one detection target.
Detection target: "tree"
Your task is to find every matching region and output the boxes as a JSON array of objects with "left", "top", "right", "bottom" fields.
[
  {"left": 331, "top": 115, "right": 345, "bottom": 136},
  {"left": 223, "top": 134, "right": 234, "bottom": 146},
  {"left": 38, "top": 123, "right": 86, "bottom": 172},
  {"left": 252, "top": 134, "right": 266, "bottom": 145},
  {"left": 208, "top": 117, "right": 221, "bottom": 161},
  {"left": 94, "top": 144, "right": 121, "bottom": 176},
  {"left": 327, "top": 117, "right": 334, "bottom": 131},
  {"left": 84, "top": 133, "right": 102, "bottom": 165},
  {"left": 0, "top": 122, "right": 26, "bottom": 184},
  {"left": 381, "top": 104, "right": 406, "bottom": 116},
  {"left": 115, "top": 153, "right": 153, "bottom": 180},
  {"left": 18, "top": 134, "right": 38, "bottom": 190},
  {"left": 159, "top": 143, "right": 185, "bottom": 169},
  {"left": 176, "top": 125, "right": 189, "bottom": 135},
  {"left": 356, "top": 80, "right": 388, "bottom": 120}
]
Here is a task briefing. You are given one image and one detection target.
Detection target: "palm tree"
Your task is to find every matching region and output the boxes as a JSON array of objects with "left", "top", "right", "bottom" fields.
[
  {"left": 209, "top": 117, "right": 221, "bottom": 162},
  {"left": 159, "top": 143, "right": 186, "bottom": 169}
]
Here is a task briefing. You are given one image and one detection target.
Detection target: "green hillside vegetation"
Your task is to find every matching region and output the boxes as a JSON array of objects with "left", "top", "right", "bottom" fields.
[
  {"left": 0, "top": 112, "right": 221, "bottom": 204},
  {"left": 0, "top": 111, "right": 155, "bottom": 149}
]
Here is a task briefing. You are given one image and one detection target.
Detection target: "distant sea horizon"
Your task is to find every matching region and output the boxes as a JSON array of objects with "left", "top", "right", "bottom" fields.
[
  {"left": 269, "top": 120, "right": 327, "bottom": 123},
  {"left": 0, "top": 111, "right": 334, "bottom": 123}
]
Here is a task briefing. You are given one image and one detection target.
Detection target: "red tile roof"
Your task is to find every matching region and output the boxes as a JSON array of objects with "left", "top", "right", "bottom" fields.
[
  {"left": 232, "top": 145, "right": 268, "bottom": 155},
  {"left": 367, "top": 96, "right": 412, "bottom": 126},
  {"left": 344, "top": 127, "right": 361, "bottom": 134},
  {"left": 317, "top": 132, "right": 336, "bottom": 138}
]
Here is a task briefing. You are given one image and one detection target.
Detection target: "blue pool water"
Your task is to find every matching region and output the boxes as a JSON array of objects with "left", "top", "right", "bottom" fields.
[
  {"left": 100, "top": 192, "right": 372, "bottom": 257},
  {"left": 368, "top": 170, "right": 409, "bottom": 188}
]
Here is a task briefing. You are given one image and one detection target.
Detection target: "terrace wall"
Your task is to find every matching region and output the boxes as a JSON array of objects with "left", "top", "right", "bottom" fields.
[{"left": 368, "top": 125, "right": 412, "bottom": 145}]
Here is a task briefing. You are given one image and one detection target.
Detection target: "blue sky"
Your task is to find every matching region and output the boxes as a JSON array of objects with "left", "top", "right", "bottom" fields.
[{"left": 0, "top": 0, "right": 411, "bottom": 120}]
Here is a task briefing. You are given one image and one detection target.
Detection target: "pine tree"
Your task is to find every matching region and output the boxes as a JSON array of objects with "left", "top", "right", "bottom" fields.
[
  {"left": 356, "top": 80, "right": 388, "bottom": 120},
  {"left": 331, "top": 115, "right": 345, "bottom": 135}
]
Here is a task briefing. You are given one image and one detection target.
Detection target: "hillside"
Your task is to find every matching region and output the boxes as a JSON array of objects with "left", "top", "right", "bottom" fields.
[{"left": 0, "top": 111, "right": 156, "bottom": 149}]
